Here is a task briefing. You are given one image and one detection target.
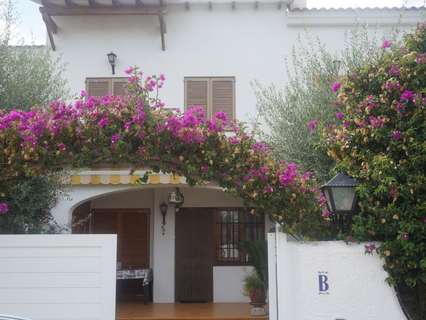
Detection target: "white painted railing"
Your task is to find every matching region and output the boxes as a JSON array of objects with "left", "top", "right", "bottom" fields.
[
  {"left": 267, "top": 232, "right": 406, "bottom": 320},
  {"left": 0, "top": 235, "right": 117, "bottom": 320}
]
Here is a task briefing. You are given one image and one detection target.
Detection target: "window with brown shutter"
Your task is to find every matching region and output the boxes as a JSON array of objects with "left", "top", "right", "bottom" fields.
[
  {"left": 86, "top": 78, "right": 111, "bottom": 97},
  {"left": 185, "top": 78, "right": 209, "bottom": 117},
  {"left": 112, "top": 79, "right": 128, "bottom": 96},
  {"left": 85, "top": 77, "right": 128, "bottom": 97},
  {"left": 184, "top": 77, "right": 236, "bottom": 121},
  {"left": 212, "top": 78, "right": 235, "bottom": 121}
]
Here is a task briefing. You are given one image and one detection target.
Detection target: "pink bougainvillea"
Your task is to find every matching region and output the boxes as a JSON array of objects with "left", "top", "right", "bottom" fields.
[{"left": 0, "top": 67, "right": 321, "bottom": 234}]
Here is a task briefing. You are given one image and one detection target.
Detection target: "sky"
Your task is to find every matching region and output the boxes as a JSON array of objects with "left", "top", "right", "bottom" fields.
[{"left": 9, "top": 0, "right": 426, "bottom": 45}]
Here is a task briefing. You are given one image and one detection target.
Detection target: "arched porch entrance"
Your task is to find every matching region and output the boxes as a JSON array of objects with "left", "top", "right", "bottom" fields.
[{"left": 51, "top": 170, "right": 270, "bottom": 308}]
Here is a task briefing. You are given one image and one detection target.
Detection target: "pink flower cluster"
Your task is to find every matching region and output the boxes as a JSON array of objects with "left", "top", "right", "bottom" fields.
[
  {"left": 0, "top": 202, "right": 9, "bottom": 215},
  {"left": 331, "top": 82, "right": 341, "bottom": 93},
  {"left": 381, "top": 40, "right": 392, "bottom": 49},
  {"left": 155, "top": 106, "right": 233, "bottom": 144},
  {"left": 388, "top": 64, "right": 400, "bottom": 77},
  {"left": 369, "top": 116, "right": 385, "bottom": 129},
  {"left": 317, "top": 193, "right": 332, "bottom": 219},
  {"left": 307, "top": 119, "right": 318, "bottom": 133},
  {"left": 0, "top": 68, "right": 319, "bottom": 229},
  {"left": 279, "top": 163, "right": 298, "bottom": 186},
  {"left": 364, "top": 243, "right": 376, "bottom": 254}
]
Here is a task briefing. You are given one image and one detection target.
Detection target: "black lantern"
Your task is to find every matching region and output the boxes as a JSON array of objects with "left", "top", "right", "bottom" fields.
[
  {"left": 159, "top": 201, "right": 168, "bottom": 236},
  {"left": 168, "top": 187, "right": 184, "bottom": 211},
  {"left": 321, "top": 173, "right": 359, "bottom": 214},
  {"left": 107, "top": 52, "right": 117, "bottom": 75}
]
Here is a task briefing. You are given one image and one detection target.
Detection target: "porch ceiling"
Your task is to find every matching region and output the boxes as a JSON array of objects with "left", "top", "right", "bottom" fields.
[
  {"left": 38, "top": 0, "right": 166, "bottom": 51},
  {"left": 70, "top": 170, "right": 186, "bottom": 185}
]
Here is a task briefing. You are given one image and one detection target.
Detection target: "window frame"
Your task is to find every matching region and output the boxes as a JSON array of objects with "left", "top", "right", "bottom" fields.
[
  {"left": 213, "top": 207, "right": 265, "bottom": 266},
  {"left": 184, "top": 76, "right": 236, "bottom": 121}
]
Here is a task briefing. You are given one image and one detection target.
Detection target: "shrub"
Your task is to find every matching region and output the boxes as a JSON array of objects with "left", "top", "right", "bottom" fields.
[
  {"left": 323, "top": 23, "right": 426, "bottom": 319},
  {"left": 255, "top": 27, "right": 386, "bottom": 182},
  {"left": 0, "top": 0, "right": 67, "bottom": 233}
]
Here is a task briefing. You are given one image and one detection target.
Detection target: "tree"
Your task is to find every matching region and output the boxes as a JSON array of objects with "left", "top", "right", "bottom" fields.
[
  {"left": 0, "top": 0, "right": 67, "bottom": 233},
  {"left": 0, "top": 0, "right": 67, "bottom": 110},
  {"left": 255, "top": 27, "right": 385, "bottom": 182}
]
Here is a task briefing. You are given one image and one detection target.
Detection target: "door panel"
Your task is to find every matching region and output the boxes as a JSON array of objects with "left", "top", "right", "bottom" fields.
[
  {"left": 175, "top": 208, "right": 213, "bottom": 302},
  {"left": 91, "top": 209, "right": 150, "bottom": 268}
]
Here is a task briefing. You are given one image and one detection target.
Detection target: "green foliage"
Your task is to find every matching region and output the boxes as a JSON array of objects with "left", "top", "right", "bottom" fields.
[
  {"left": 0, "top": 68, "right": 323, "bottom": 239},
  {"left": 240, "top": 240, "right": 268, "bottom": 289},
  {"left": 0, "top": 0, "right": 67, "bottom": 233},
  {"left": 243, "top": 271, "right": 265, "bottom": 295},
  {"left": 255, "top": 27, "right": 385, "bottom": 183},
  {"left": 323, "top": 23, "right": 426, "bottom": 319},
  {"left": 0, "top": 1, "right": 68, "bottom": 110},
  {"left": 0, "top": 176, "right": 63, "bottom": 233}
]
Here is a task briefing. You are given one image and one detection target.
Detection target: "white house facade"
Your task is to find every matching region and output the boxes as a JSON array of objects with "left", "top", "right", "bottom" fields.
[{"left": 31, "top": 0, "right": 424, "bottom": 306}]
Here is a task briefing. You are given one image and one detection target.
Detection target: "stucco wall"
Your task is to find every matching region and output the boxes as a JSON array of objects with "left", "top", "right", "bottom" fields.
[
  {"left": 213, "top": 266, "right": 253, "bottom": 303},
  {"left": 51, "top": 184, "right": 260, "bottom": 303},
  {"left": 50, "top": 5, "right": 423, "bottom": 123},
  {"left": 0, "top": 234, "right": 117, "bottom": 320},
  {"left": 268, "top": 232, "right": 406, "bottom": 320}
]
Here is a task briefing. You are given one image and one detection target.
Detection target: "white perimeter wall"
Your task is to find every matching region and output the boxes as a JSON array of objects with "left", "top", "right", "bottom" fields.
[
  {"left": 267, "top": 232, "right": 406, "bottom": 320},
  {"left": 51, "top": 185, "right": 267, "bottom": 303},
  {"left": 0, "top": 235, "right": 117, "bottom": 320},
  {"left": 50, "top": 6, "right": 423, "bottom": 123}
]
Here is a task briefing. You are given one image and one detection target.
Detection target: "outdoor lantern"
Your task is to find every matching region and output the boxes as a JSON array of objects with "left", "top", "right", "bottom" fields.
[
  {"left": 168, "top": 187, "right": 185, "bottom": 211},
  {"left": 321, "top": 173, "right": 359, "bottom": 214},
  {"left": 107, "top": 52, "right": 117, "bottom": 75},
  {"left": 159, "top": 201, "right": 168, "bottom": 235}
]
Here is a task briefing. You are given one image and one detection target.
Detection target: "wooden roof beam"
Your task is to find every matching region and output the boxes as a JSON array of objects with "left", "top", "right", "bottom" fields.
[
  {"left": 42, "top": 5, "right": 165, "bottom": 16},
  {"left": 88, "top": 0, "right": 98, "bottom": 7},
  {"left": 39, "top": 7, "right": 58, "bottom": 33},
  {"left": 159, "top": 13, "right": 166, "bottom": 51},
  {"left": 39, "top": 7, "right": 57, "bottom": 51},
  {"left": 64, "top": 0, "right": 75, "bottom": 6}
]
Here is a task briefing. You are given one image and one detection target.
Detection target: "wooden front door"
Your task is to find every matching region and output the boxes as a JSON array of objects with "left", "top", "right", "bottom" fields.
[{"left": 175, "top": 208, "right": 213, "bottom": 302}]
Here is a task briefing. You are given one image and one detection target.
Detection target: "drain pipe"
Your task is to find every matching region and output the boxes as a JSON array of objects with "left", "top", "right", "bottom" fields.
[{"left": 274, "top": 223, "right": 280, "bottom": 320}]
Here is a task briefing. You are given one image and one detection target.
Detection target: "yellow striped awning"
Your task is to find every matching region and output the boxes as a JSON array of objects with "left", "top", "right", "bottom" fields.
[{"left": 69, "top": 170, "right": 187, "bottom": 186}]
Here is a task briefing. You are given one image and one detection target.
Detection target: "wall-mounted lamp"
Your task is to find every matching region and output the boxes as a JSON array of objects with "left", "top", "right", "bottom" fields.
[
  {"left": 168, "top": 187, "right": 184, "bottom": 212},
  {"left": 107, "top": 52, "right": 117, "bottom": 75},
  {"left": 159, "top": 201, "right": 168, "bottom": 236}
]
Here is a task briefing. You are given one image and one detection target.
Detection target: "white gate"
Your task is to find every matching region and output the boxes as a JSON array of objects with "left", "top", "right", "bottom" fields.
[
  {"left": 267, "top": 232, "right": 406, "bottom": 320},
  {"left": 0, "top": 235, "right": 117, "bottom": 320}
]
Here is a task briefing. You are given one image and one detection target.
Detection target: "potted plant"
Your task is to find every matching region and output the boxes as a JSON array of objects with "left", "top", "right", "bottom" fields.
[
  {"left": 240, "top": 240, "right": 268, "bottom": 314},
  {"left": 243, "top": 271, "right": 267, "bottom": 306}
]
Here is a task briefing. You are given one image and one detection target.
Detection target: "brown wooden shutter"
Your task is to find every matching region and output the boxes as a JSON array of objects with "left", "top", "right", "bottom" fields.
[
  {"left": 185, "top": 78, "right": 209, "bottom": 116},
  {"left": 119, "top": 211, "right": 150, "bottom": 268},
  {"left": 112, "top": 78, "right": 128, "bottom": 97},
  {"left": 86, "top": 78, "right": 111, "bottom": 97},
  {"left": 211, "top": 78, "right": 235, "bottom": 121}
]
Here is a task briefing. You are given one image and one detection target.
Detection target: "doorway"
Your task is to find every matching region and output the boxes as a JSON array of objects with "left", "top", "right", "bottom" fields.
[{"left": 175, "top": 208, "right": 213, "bottom": 302}]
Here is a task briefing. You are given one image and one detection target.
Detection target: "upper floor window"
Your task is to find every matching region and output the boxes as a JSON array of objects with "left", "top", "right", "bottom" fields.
[
  {"left": 184, "top": 77, "right": 236, "bottom": 121},
  {"left": 214, "top": 208, "right": 264, "bottom": 265},
  {"left": 86, "top": 77, "right": 128, "bottom": 97}
]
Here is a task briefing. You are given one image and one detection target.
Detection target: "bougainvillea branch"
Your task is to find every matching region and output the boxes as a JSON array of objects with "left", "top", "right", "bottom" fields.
[
  {"left": 0, "top": 67, "right": 326, "bottom": 237},
  {"left": 323, "top": 24, "right": 426, "bottom": 288}
]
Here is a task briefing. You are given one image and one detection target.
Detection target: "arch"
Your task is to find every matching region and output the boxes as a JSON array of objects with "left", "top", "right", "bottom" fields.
[{"left": 0, "top": 71, "right": 319, "bottom": 233}]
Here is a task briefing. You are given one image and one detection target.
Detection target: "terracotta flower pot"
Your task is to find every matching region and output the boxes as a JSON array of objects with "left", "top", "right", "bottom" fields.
[{"left": 249, "top": 288, "right": 266, "bottom": 307}]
